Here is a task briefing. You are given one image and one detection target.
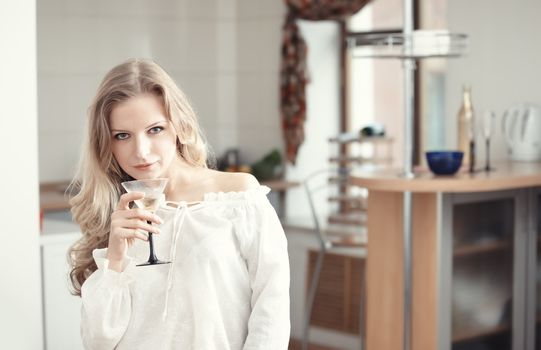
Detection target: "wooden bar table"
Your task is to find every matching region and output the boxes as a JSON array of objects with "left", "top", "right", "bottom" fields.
[{"left": 349, "top": 162, "right": 541, "bottom": 350}]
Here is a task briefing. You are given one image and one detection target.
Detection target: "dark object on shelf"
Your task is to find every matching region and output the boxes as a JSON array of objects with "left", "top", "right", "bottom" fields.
[
  {"left": 251, "top": 149, "right": 284, "bottom": 181},
  {"left": 217, "top": 148, "right": 240, "bottom": 171},
  {"left": 360, "top": 123, "right": 385, "bottom": 137},
  {"left": 426, "top": 151, "right": 464, "bottom": 175},
  {"left": 330, "top": 123, "right": 387, "bottom": 143}
]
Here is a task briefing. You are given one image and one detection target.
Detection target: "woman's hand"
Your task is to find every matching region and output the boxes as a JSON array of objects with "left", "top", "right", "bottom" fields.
[{"left": 106, "top": 192, "right": 163, "bottom": 271}]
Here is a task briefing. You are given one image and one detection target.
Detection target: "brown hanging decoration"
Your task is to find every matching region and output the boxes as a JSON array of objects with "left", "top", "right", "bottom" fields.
[{"left": 280, "top": 0, "right": 371, "bottom": 164}]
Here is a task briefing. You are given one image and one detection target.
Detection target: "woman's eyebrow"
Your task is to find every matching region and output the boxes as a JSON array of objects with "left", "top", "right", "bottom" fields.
[
  {"left": 146, "top": 121, "right": 167, "bottom": 128},
  {"left": 110, "top": 121, "right": 166, "bottom": 132}
]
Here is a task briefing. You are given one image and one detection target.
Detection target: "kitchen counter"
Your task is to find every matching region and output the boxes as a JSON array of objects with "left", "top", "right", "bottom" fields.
[
  {"left": 40, "top": 181, "right": 72, "bottom": 212},
  {"left": 41, "top": 212, "right": 80, "bottom": 245},
  {"left": 348, "top": 161, "right": 541, "bottom": 350},
  {"left": 349, "top": 161, "right": 541, "bottom": 193}
]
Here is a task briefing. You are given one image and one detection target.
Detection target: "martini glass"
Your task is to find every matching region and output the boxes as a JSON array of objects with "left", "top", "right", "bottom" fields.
[{"left": 121, "top": 178, "right": 170, "bottom": 266}]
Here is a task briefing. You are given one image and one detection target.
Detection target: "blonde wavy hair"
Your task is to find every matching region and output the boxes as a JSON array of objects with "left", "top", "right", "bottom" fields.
[{"left": 68, "top": 58, "right": 213, "bottom": 296}]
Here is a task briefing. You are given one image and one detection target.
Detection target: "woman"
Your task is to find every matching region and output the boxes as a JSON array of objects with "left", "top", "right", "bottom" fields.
[{"left": 68, "top": 58, "right": 290, "bottom": 349}]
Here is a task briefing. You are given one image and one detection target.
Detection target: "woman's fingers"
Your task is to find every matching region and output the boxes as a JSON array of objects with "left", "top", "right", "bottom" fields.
[
  {"left": 133, "top": 231, "right": 149, "bottom": 241},
  {"left": 120, "top": 218, "right": 160, "bottom": 234},
  {"left": 116, "top": 192, "right": 145, "bottom": 210},
  {"left": 119, "top": 229, "right": 149, "bottom": 242},
  {"left": 125, "top": 208, "right": 163, "bottom": 225},
  {"left": 109, "top": 192, "right": 164, "bottom": 259}
]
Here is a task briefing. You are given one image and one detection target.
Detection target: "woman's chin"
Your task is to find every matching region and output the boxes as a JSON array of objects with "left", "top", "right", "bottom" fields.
[{"left": 130, "top": 170, "right": 161, "bottom": 180}]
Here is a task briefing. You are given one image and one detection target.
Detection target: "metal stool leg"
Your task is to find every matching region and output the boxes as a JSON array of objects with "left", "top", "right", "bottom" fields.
[
  {"left": 359, "top": 260, "right": 366, "bottom": 350},
  {"left": 301, "top": 247, "right": 326, "bottom": 350}
]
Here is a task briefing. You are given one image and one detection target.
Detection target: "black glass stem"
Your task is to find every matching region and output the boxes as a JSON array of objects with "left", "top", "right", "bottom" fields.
[
  {"left": 469, "top": 139, "right": 476, "bottom": 173},
  {"left": 136, "top": 220, "right": 170, "bottom": 267},
  {"left": 485, "top": 137, "right": 491, "bottom": 172}
]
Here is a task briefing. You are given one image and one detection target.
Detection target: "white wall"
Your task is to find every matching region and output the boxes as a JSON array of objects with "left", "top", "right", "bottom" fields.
[
  {"left": 445, "top": 0, "right": 541, "bottom": 162},
  {"left": 285, "top": 20, "right": 342, "bottom": 219},
  {"left": 38, "top": 0, "right": 286, "bottom": 182},
  {"left": 36, "top": 0, "right": 291, "bottom": 192},
  {"left": 236, "top": 1, "right": 285, "bottom": 163},
  {"left": 38, "top": 0, "right": 238, "bottom": 181},
  {"left": 0, "top": 0, "right": 43, "bottom": 348}
]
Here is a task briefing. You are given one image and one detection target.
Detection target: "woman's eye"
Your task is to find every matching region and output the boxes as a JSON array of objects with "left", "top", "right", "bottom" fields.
[
  {"left": 149, "top": 126, "right": 164, "bottom": 134},
  {"left": 114, "top": 133, "right": 129, "bottom": 140}
]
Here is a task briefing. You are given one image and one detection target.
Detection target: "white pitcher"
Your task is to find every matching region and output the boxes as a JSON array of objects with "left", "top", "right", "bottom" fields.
[{"left": 501, "top": 103, "right": 541, "bottom": 161}]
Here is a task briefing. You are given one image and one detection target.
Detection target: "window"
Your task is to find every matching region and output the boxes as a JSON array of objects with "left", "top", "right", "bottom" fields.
[
  {"left": 346, "top": 0, "right": 449, "bottom": 167},
  {"left": 346, "top": 0, "right": 406, "bottom": 167}
]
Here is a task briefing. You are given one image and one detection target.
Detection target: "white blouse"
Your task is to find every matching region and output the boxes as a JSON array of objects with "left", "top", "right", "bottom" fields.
[{"left": 80, "top": 185, "right": 290, "bottom": 350}]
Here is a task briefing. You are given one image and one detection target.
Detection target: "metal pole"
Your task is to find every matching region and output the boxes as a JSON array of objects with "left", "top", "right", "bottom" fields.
[
  {"left": 403, "top": 0, "right": 414, "bottom": 179},
  {"left": 402, "top": 1, "right": 415, "bottom": 350}
]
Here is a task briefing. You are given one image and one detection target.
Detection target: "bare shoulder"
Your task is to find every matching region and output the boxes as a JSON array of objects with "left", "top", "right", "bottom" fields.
[{"left": 210, "top": 170, "right": 260, "bottom": 192}]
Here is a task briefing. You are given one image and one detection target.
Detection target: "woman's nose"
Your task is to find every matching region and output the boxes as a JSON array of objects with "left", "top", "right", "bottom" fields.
[{"left": 134, "top": 135, "right": 151, "bottom": 158}]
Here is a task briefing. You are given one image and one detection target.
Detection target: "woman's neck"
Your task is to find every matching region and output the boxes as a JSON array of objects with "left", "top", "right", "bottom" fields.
[{"left": 163, "top": 157, "right": 210, "bottom": 199}]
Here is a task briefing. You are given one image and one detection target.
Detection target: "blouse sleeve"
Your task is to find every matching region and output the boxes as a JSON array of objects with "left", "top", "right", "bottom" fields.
[
  {"left": 80, "top": 248, "right": 136, "bottom": 350},
  {"left": 239, "top": 191, "right": 290, "bottom": 350}
]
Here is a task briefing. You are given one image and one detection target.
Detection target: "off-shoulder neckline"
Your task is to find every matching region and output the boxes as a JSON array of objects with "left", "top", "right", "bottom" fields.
[
  {"left": 160, "top": 185, "right": 271, "bottom": 211},
  {"left": 203, "top": 184, "right": 270, "bottom": 201}
]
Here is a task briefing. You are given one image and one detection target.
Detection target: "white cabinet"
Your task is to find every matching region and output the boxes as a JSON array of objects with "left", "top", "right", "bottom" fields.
[{"left": 41, "top": 217, "right": 83, "bottom": 350}]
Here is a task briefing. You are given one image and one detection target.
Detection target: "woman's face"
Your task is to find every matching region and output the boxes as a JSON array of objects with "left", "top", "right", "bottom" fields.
[{"left": 109, "top": 93, "right": 179, "bottom": 180}]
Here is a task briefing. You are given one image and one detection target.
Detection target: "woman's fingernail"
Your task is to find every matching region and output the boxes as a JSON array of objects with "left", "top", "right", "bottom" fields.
[{"left": 155, "top": 216, "right": 163, "bottom": 224}]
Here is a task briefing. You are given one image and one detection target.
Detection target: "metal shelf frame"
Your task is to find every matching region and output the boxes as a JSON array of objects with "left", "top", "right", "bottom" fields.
[{"left": 347, "top": 1, "right": 468, "bottom": 349}]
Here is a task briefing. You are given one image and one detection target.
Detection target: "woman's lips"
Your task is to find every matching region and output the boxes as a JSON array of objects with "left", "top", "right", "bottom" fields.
[{"left": 134, "top": 162, "right": 156, "bottom": 170}]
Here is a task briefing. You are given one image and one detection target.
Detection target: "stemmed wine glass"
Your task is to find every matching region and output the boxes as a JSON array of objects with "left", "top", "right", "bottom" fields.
[
  {"left": 481, "top": 110, "right": 496, "bottom": 172},
  {"left": 121, "top": 178, "right": 170, "bottom": 267}
]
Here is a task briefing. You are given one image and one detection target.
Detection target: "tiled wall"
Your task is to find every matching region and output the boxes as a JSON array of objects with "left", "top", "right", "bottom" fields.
[
  {"left": 38, "top": 0, "right": 285, "bottom": 182},
  {"left": 236, "top": 1, "right": 285, "bottom": 163}
]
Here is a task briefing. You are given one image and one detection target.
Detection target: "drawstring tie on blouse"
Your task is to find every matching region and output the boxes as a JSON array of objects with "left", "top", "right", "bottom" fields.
[
  {"left": 158, "top": 186, "right": 268, "bottom": 321},
  {"left": 162, "top": 201, "right": 188, "bottom": 321}
]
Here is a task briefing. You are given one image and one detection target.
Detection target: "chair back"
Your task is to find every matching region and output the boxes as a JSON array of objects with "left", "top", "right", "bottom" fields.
[{"left": 302, "top": 167, "right": 351, "bottom": 249}]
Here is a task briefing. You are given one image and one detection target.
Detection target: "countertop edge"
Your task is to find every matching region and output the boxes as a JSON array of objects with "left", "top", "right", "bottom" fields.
[{"left": 349, "top": 162, "right": 541, "bottom": 193}]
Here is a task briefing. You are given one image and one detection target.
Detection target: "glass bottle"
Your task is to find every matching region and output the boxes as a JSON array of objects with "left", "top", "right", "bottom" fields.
[{"left": 457, "top": 85, "right": 475, "bottom": 166}]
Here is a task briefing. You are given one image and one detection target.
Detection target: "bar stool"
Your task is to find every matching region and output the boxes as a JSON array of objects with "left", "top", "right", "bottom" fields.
[{"left": 301, "top": 168, "right": 367, "bottom": 350}]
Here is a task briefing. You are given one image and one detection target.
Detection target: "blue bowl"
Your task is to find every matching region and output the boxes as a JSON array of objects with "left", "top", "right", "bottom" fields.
[{"left": 425, "top": 151, "right": 464, "bottom": 175}]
